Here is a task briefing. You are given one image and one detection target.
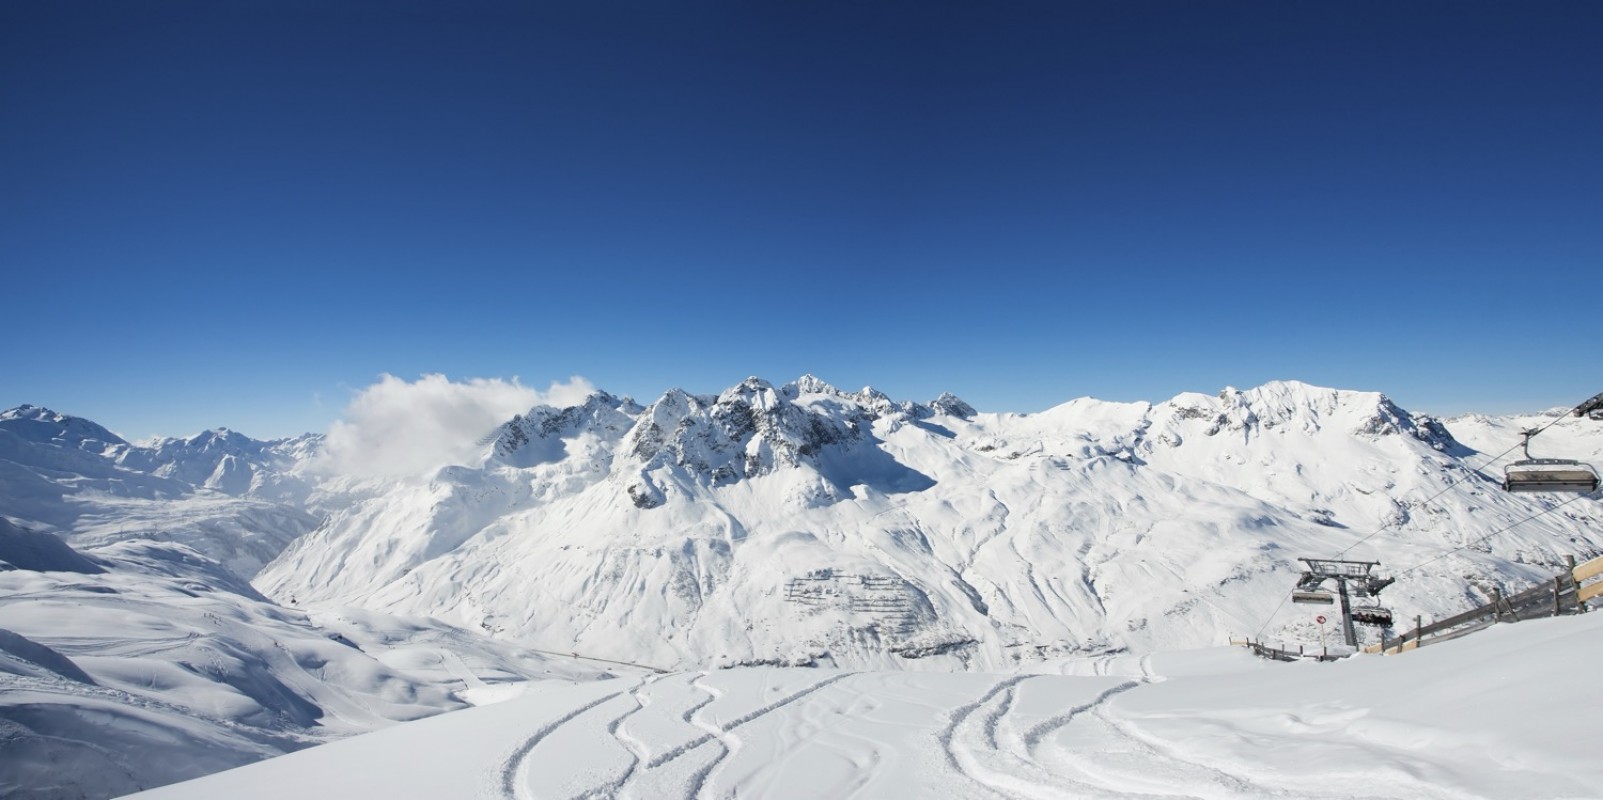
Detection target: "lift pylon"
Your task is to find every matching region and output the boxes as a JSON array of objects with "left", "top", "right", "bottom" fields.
[{"left": 1296, "top": 558, "right": 1394, "bottom": 648}]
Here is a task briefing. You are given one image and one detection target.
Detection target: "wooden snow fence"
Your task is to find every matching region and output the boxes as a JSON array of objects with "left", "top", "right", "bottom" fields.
[
  {"left": 1576, "top": 553, "right": 1603, "bottom": 605},
  {"left": 1363, "top": 553, "right": 1603, "bottom": 656},
  {"left": 1234, "top": 554, "right": 1603, "bottom": 663},
  {"left": 1229, "top": 638, "right": 1345, "bottom": 663}
]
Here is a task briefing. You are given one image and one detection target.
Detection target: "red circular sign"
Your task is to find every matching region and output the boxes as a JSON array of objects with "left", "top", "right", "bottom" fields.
[{"left": 1316, "top": 615, "right": 1327, "bottom": 624}]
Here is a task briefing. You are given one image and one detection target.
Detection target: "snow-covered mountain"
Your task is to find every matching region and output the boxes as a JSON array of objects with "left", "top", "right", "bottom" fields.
[
  {"left": 0, "top": 405, "right": 322, "bottom": 576},
  {"left": 257, "top": 376, "right": 1603, "bottom": 672}
]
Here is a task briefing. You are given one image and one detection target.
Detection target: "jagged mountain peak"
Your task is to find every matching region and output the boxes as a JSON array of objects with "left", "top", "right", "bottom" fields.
[
  {"left": 168, "top": 427, "right": 262, "bottom": 453},
  {"left": 929, "top": 392, "right": 976, "bottom": 419},
  {"left": 486, "top": 391, "right": 640, "bottom": 468},
  {"left": 785, "top": 373, "right": 838, "bottom": 396},
  {"left": 616, "top": 376, "right": 940, "bottom": 508},
  {"left": 718, "top": 376, "right": 783, "bottom": 409}
]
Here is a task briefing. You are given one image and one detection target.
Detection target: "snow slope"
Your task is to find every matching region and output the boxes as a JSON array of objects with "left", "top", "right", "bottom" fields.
[
  {"left": 0, "top": 520, "right": 611, "bottom": 800},
  {"left": 258, "top": 377, "right": 1603, "bottom": 671},
  {"left": 130, "top": 610, "right": 1603, "bottom": 800}
]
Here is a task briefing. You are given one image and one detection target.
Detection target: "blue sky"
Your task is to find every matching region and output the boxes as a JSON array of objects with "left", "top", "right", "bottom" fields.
[{"left": 3, "top": 1, "right": 1600, "bottom": 439}]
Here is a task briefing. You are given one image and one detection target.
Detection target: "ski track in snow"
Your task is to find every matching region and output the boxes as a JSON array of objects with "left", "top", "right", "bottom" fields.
[
  {"left": 938, "top": 657, "right": 1336, "bottom": 800},
  {"left": 681, "top": 672, "right": 852, "bottom": 799},
  {"left": 940, "top": 663, "right": 1236, "bottom": 800},
  {"left": 515, "top": 672, "right": 852, "bottom": 800},
  {"left": 496, "top": 687, "right": 631, "bottom": 800},
  {"left": 571, "top": 674, "right": 662, "bottom": 800},
  {"left": 780, "top": 678, "right": 887, "bottom": 800}
]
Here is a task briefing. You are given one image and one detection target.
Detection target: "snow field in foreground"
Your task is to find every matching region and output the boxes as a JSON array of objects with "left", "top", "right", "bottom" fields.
[{"left": 130, "top": 611, "right": 1603, "bottom": 800}]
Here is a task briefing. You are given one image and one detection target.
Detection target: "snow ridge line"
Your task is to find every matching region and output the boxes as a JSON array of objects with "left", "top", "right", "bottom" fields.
[{"left": 496, "top": 685, "right": 632, "bottom": 800}]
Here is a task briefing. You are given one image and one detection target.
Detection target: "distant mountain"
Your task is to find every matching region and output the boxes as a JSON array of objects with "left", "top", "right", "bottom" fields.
[
  {"left": 121, "top": 427, "right": 323, "bottom": 505},
  {"left": 257, "top": 377, "right": 1603, "bottom": 672},
  {"left": 0, "top": 405, "right": 321, "bottom": 576}
]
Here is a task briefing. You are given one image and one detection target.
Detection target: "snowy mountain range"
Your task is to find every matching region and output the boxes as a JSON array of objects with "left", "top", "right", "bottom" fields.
[
  {"left": 256, "top": 376, "right": 1603, "bottom": 671},
  {"left": 3, "top": 378, "right": 1601, "bottom": 799},
  {"left": 0, "top": 404, "right": 321, "bottom": 577}
]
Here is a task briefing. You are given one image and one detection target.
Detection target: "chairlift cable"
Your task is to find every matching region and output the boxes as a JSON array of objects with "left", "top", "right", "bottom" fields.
[
  {"left": 1252, "top": 490, "right": 1596, "bottom": 641},
  {"left": 1256, "top": 399, "right": 1595, "bottom": 641},
  {"left": 1251, "top": 589, "right": 1297, "bottom": 641},
  {"left": 1334, "top": 400, "right": 1590, "bottom": 560},
  {"left": 1389, "top": 488, "right": 1599, "bottom": 578}
]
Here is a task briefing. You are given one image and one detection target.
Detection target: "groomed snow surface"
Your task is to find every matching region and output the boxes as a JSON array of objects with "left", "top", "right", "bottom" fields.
[{"left": 133, "top": 611, "right": 1603, "bottom": 800}]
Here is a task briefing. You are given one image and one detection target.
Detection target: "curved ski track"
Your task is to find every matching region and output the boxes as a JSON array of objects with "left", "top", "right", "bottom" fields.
[
  {"left": 500, "top": 673, "right": 850, "bottom": 800},
  {"left": 938, "top": 655, "right": 1459, "bottom": 800},
  {"left": 937, "top": 654, "right": 1252, "bottom": 800},
  {"left": 496, "top": 655, "right": 1467, "bottom": 800}
]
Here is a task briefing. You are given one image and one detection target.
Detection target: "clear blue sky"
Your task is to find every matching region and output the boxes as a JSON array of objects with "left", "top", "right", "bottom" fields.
[{"left": 3, "top": 1, "right": 1600, "bottom": 439}]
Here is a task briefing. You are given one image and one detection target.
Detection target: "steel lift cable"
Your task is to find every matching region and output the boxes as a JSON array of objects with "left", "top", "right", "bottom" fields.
[{"left": 1334, "top": 396, "right": 1596, "bottom": 560}]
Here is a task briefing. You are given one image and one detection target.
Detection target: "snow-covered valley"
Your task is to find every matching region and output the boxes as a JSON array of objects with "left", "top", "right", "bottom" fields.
[{"left": 2, "top": 378, "right": 1600, "bottom": 799}]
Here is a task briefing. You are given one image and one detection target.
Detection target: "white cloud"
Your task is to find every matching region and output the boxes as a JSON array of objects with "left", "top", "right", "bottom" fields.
[{"left": 316, "top": 374, "right": 596, "bottom": 478}]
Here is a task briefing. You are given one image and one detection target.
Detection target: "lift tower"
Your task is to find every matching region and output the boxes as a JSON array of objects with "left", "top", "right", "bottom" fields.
[{"left": 1294, "top": 558, "right": 1395, "bottom": 647}]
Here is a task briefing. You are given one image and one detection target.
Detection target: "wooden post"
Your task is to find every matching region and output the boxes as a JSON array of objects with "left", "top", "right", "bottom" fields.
[
  {"left": 1414, "top": 615, "right": 1422, "bottom": 650},
  {"left": 1568, "top": 555, "right": 1582, "bottom": 614},
  {"left": 1491, "top": 588, "right": 1501, "bottom": 621}
]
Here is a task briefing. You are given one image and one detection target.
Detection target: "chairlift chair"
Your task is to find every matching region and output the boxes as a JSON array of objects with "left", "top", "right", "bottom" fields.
[
  {"left": 1502, "top": 429, "right": 1600, "bottom": 494},
  {"left": 1350, "top": 606, "right": 1394, "bottom": 627},
  {"left": 1291, "top": 590, "right": 1335, "bottom": 605}
]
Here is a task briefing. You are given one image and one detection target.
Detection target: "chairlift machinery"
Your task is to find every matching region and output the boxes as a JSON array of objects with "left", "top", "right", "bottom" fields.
[
  {"left": 1350, "top": 606, "right": 1394, "bottom": 627},
  {"left": 1502, "top": 392, "right": 1603, "bottom": 494},
  {"left": 1293, "top": 558, "right": 1396, "bottom": 647}
]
